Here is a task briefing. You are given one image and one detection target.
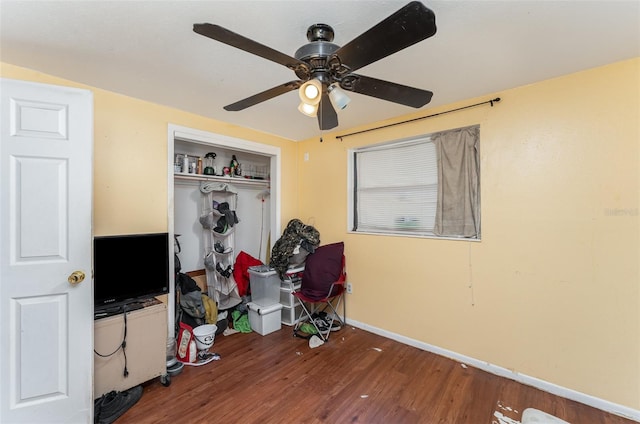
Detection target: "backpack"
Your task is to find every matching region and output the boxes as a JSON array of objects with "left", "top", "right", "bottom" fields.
[{"left": 176, "top": 272, "right": 206, "bottom": 328}]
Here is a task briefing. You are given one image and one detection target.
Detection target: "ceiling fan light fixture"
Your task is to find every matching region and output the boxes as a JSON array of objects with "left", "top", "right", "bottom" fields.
[
  {"left": 299, "top": 79, "right": 322, "bottom": 105},
  {"left": 298, "top": 101, "right": 318, "bottom": 117},
  {"left": 328, "top": 84, "right": 351, "bottom": 110}
]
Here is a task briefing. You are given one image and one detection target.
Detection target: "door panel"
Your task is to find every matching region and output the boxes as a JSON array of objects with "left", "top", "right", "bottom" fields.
[
  {"left": 9, "top": 97, "right": 68, "bottom": 139},
  {"left": 1, "top": 78, "right": 93, "bottom": 423},
  {"left": 12, "top": 294, "right": 68, "bottom": 402},
  {"left": 12, "top": 156, "right": 68, "bottom": 260}
]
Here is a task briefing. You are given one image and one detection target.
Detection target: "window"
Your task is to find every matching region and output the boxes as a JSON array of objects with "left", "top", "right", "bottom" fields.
[{"left": 349, "top": 125, "right": 480, "bottom": 239}]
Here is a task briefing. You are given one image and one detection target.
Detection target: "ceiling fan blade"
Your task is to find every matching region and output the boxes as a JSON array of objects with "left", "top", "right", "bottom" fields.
[
  {"left": 343, "top": 74, "right": 433, "bottom": 108},
  {"left": 317, "top": 92, "right": 338, "bottom": 130},
  {"left": 224, "top": 81, "right": 302, "bottom": 111},
  {"left": 332, "top": 1, "right": 436, "bottom": 73},
  {"left": 194, "top": 23, "right": 310, "bottom": 77}
]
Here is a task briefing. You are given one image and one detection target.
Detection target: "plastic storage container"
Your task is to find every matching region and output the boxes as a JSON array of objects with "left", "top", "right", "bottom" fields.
[
  {"left": 279, "top": 282, "right": 301, "bottom": 305},
  {"left": 247, "top": 302, "right": 283, "bottom": 335},
  {"left": 281, "top": 303, "right": 303, "bottom": 326},
  {"left": 248, "top": 266, "right": 281, "bottom": 306}
]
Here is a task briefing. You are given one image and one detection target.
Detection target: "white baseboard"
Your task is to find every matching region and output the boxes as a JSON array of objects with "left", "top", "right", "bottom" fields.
[{"left": 346, "top": 319, "right": 640, "bottom": 422}]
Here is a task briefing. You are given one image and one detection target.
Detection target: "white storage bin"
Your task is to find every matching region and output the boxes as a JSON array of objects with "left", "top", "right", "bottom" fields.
[
  {"left": 281, "top": 303, "right": 303, "bottom": 326},
  {"left": 248, "top": 266, "right": 282, "bottom": 306},
  {"left": 279, "top": 283, "right": 301, "bottom": 307},
  {"left": 247, "top": 302, "right": 283, "bottom": 335}
]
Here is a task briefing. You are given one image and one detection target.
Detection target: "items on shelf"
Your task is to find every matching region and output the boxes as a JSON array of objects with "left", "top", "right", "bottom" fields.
[
  {"left": 230, "top": 154, "right": 241, "bottom": 176},
  {"left": 182, "top": 154, "right": 189, "bottom": 173},
  {"left": 175, "top": 153, "right": 201, "bottom": 174},
  {"left": 175, "top": 151, "right": 269, "bottom": 182},
  {"left": 203, "top": 152, "right": 217, "bottom": 175}
]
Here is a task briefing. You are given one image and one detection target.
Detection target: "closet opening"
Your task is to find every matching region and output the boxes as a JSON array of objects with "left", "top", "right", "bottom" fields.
[{"left": 166, "top": 124, "right": 281, "bottom": 339}]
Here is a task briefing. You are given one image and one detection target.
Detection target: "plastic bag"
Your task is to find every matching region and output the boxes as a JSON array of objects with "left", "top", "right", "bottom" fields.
[{"left": 176, "top": 322, "right": 196, "bottom": 363}]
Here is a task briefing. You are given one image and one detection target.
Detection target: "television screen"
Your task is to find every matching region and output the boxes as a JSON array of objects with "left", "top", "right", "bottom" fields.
[{"left": 93, "top": 232, "right": 170, "bottom": 311}]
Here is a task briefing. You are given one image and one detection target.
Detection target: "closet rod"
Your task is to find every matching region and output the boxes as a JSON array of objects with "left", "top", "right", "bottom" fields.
[{"left": 334, "top": 97, "right": 501, "bottom": 141}]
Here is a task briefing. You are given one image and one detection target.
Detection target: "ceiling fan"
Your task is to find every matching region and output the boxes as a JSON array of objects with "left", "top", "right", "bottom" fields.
[{"left": 193, "top": 1, "right": 437, "bottom": 131}]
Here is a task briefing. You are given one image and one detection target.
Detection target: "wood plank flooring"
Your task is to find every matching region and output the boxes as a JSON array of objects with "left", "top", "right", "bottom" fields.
[{"left": 114, "top": 324, "right": 637, "bottom": 424}]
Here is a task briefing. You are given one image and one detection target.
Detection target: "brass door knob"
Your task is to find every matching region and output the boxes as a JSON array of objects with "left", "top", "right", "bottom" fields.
[{"left": 68, "top": 270, "right": 86, "bottom": 285}]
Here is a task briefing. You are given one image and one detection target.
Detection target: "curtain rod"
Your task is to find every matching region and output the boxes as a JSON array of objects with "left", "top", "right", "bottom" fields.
[{"left": 334, "top": 97, "right": 501, "bottom": 141}]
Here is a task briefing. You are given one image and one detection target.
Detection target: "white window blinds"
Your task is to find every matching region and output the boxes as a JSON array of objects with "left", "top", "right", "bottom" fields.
[{"left": 353, "top": 137, "right": 437, "bottom": 235}]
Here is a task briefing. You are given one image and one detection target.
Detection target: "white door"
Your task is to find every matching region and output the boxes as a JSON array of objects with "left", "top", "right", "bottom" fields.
[{"left": 0, "top": 79, "right": 93, "bottom": 423}]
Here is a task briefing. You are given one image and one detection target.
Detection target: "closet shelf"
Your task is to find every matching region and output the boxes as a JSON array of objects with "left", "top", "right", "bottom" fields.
[{"left": 174, "top": 173, "right": 269, "bottom": 187}]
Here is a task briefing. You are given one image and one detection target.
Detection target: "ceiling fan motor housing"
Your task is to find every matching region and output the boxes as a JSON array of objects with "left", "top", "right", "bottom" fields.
[
  {"left": 294, "top": 24, "right": 342, "bottom": 83},
  {"left": 306, "top": 23, "right": 334, "bottom": 42}
]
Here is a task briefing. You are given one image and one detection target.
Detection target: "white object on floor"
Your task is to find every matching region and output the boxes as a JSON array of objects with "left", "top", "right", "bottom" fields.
[
  {"left": 182, "top": 352, "right": 220, "bottom": 367},
  {"left": 522, "top": 408, "right": 570, "bottom": 424},
  {"left": 309, "top": 335, "right": 324, "bottom": 348},
  {"left": 192, "top": 324, "right": 217, "bottom": 350},
  {"left": 223, "top": 327, "right": 239, "bottom": 336},
  {"left": 493, "top": 411, "right": 521, "bottom": 424}
]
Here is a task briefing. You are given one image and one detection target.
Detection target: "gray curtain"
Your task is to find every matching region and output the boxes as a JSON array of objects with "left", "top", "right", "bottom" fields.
[{"left": 433, "top": 125, "right": 480, "bottom": 238}]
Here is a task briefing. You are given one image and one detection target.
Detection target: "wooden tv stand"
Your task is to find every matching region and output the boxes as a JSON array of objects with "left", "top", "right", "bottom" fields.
[{"left": 94, "top": 301, "right": 167, "bottom": 399}]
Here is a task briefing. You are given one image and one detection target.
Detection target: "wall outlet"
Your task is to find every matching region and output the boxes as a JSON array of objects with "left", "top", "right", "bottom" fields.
[{"left": 346, "top": 283, "right": 353, "bottom": 294}]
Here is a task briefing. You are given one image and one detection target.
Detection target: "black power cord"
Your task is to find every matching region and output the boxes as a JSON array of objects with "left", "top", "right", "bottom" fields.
[
  {"left": 122, "top": 306, "right": 129, "bottom": 377},
  {"left": 93, "top": 305, "right": 130, "bottom": 378}
]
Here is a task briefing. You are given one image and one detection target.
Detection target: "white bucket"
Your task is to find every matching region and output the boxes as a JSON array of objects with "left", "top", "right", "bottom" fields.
[{"left": 192, "top": 324, "right": 217, "bottom": 350}]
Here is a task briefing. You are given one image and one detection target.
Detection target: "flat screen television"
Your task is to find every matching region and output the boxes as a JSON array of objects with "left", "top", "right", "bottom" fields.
[{"left": 93, "top": 232, "right": 170, "bottom": 311}]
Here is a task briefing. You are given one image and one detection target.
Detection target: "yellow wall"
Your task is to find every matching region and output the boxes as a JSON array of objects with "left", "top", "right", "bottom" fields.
[
  {"left": 0, "top": 62, "right": 299, "bottom": 236},
  {"left": 2, "top": 58, "right": 638, "bottom": 411},
  {"left": 297, "top": 58, "right": 640, "bottom": 410}
]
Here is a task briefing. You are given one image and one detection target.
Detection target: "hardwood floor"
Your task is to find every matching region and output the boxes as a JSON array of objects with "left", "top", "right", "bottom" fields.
[{"left": 115, "top": 324, "right": 637, "bottom": 424}]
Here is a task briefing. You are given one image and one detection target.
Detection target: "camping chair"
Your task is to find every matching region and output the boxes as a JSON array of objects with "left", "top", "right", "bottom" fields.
[{"left": 292, "top": 252, "right": 346, "bottom": 342}]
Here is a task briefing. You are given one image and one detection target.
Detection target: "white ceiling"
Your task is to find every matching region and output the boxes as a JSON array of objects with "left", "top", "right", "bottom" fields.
[{"left": 1, "top": 1, "right": 638, "bottom": 141}]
